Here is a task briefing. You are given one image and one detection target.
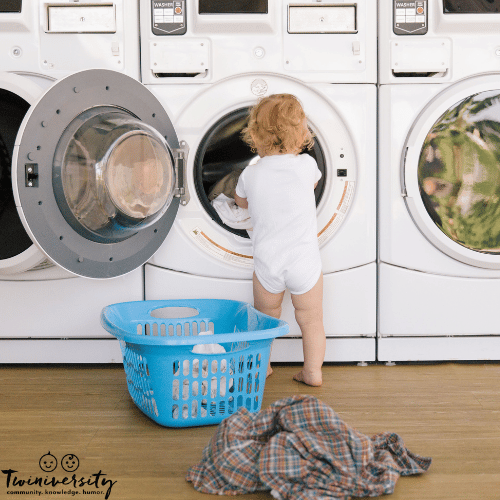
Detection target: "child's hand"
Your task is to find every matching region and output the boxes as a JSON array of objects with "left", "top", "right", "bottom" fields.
[{"left": 234, "top": 193, "right": 248, "bottom": 209}]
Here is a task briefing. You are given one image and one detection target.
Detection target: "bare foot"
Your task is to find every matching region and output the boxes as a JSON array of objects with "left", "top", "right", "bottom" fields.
[
  {"left": 293, "top": 369, "right": 322, "bottom": 387},
  {"left": 266, "top": 364, "right": 273, "bottom": 378}
]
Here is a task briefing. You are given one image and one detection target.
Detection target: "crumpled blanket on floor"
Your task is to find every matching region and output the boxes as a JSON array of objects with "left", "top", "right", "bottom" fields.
[{"left": 186, "top": 395, "right": 431, "bottom": 499}]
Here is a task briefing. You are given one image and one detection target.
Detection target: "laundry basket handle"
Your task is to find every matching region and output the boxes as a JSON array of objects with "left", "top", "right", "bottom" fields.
[{"left": 101, "top": 299, "right": 288, "bottom": 346}]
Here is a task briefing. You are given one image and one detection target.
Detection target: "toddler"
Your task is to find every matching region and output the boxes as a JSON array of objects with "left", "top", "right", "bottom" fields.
[{"left": 234, "top": 94, "right": 326, "bottom": 386}]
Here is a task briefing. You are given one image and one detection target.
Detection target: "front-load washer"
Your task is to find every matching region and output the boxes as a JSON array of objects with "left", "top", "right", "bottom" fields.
[
  {"left": 0, "top": 0, "right": 149, "bottom": 362},
  {"left": 141, "top": 0, "right": 378, "bottom": 362},
  {"left": 379, "top": 0, "right": 500, "bottom": 361}
]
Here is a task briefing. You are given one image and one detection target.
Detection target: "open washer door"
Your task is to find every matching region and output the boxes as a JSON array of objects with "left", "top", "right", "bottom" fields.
[
  {"left": 403, "top": 73, "right": 500, "bottom": 269},
  {"left": 12, "top": 69, "right": 187, "bottom": 279}
]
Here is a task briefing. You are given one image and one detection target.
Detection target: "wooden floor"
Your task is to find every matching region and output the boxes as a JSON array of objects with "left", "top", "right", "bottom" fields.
[{"left": 1, "top": 362, "right": 500, "bottom": 500}]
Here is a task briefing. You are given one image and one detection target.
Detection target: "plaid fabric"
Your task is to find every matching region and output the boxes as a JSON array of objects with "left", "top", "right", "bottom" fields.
[{"left": 186, "top": 395, "right": 431, "bottom": 499}]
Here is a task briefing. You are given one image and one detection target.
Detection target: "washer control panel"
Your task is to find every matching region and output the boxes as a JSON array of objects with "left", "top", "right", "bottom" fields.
[
  {"left": 393, "top": 0, "right": 428, "bottom": 35},
  {"left": 151, "top": 0, "right": 186, "bottom": 35}
]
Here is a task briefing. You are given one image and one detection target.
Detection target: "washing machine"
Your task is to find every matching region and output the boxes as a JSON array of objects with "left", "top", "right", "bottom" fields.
[
  {"left": 379, "top": 0, "right": 500, "bottom": 361},
  {"left": 141, "top": 0, "right": 378, "bottom": 362},
  {"left": 0, "top": 0, "right": 151, "bottom": 362}
]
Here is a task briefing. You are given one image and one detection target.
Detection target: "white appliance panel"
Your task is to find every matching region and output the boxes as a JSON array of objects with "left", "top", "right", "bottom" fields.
[
  {"left": 141, "top": 0, "right": 376, "bottom": 85},
  {"left": 1, "top": 0, "right": 139, "bottom": 80},
  {"left": 141, "top": 0, "right": 377, "bottom": 364},
  {"left": 378, "top": 0, "right": 500, "bottom": 361},
  {"left": 2, "top": 0, "right": 376, "bottom": 364},
  {"left": 378, "top": 336, "right": 500, "bottom": 363},
  {"left": 0, "top": 267, "right": 142, "bottom": 339},
  {"left": 145, "top": 263, "right": 376, "bottom": 346},
  {"left": 1, "top": 0, "right": 142, "bottom": 277},
  {"left": 379, "top": 83, "right": 500, "bottom": 277},
  {"left": 149, "top": 80, "right": 376, "bottom": 278},
  {"left": 271, "top": 337, "right": 375, "bottom": 364},
  {"left": 0, "top": 339, "right": 122, "bottom": 364},
  {"left": 0, "top": 1, "right": 146, "bottom": 363},
  {"left": 379, "top": 0, "right": 500, "bottom": 85},
  {"left": 402, "top": 74, "right": 500, "bottom": 270},
  {"left": 379, "top": 263, "right": 500, "bottom": 337}
]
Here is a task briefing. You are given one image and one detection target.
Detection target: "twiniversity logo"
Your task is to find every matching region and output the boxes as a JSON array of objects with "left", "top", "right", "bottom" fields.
[{"left": 2, "top": 452, "right": 117, "bottom": 498}]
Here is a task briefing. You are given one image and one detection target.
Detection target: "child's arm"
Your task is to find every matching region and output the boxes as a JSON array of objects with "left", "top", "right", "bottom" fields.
[{"left": 234, "top": 193, "right": 248, "bottom": 209}]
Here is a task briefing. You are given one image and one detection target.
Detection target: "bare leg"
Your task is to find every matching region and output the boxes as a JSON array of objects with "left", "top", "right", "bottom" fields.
[
  {"left": 253, "top": 273, "right": 285, "bottom": 378},
  {"left": 291, "top": 274, "right": 325, "bottom": 386}
]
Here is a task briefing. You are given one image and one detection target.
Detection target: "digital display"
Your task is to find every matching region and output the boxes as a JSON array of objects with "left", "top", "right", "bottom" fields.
[
  {"left": 444, "top": 0, "right": 500, "bottom": 13},
  {"left": 0, "top": 0, "right": 22, "bottom": 12},
  {"left": 199, "top": 0, "right": 267, "bottom": 14}
]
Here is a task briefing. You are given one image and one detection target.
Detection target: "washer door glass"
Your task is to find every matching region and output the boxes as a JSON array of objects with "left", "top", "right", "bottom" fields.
[
  {"left": 13, "top": 69, "right": 182, "bottom": 278},
  {"left": 418, "top": 91, "right": 500, "bottom": 254},
  {"left": 54, "top": 108, "right": 175, "bottom": 243}
]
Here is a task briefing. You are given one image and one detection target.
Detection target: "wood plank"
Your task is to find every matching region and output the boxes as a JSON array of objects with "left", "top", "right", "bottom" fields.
[{"left": 1, "top": 363, "right": 499, "bottom": 499}]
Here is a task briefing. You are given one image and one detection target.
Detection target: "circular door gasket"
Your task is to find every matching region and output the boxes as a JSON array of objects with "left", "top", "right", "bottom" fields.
[
  {"left": 193, "top": 107, "right": 327, "bottom": 239},
  {"left": 13, "top": 69, "right": 180, "bottom": 279},
  {"left": 403, "top": 73, "right": 500, "bottom": 269}
]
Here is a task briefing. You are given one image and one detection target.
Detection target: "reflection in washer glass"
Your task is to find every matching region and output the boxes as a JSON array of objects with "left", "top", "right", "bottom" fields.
[
  {"left": 418, "top": 91, "right": 500, "bottom": 253},
  {"left": 195, "top": 108, "right": 326, "bottom": 239},
  {"left": 61, "top": 111, "right": 175, "bottom": 238},
  {"left": 106, "top": 133, "right": 173, "bottom": 219}
]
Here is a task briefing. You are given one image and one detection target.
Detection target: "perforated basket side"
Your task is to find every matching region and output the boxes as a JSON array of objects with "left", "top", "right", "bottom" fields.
[
  {"left": 105, "top": 300, "right": 288, "bottom": 427},
  {"left": 121, "top": 338, "right": 272, "bottom": 427},
  {"left": 120, "top": 341, "right": 160, "bottom": 420}
]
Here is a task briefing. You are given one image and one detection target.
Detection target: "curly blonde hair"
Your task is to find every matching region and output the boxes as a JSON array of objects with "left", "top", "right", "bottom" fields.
[{"left": 242, "top": 94, "right": 314, "bottom": 156}]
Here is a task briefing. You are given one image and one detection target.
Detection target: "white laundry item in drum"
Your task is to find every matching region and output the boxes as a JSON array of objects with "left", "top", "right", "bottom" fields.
[{"left": 211, "top": 194, "right": 253, "bottom": 230}]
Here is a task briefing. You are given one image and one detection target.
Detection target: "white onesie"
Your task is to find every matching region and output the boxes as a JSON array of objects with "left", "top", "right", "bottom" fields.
[{"left": 235, "top": 154, "right": 322, "bottom": 295}]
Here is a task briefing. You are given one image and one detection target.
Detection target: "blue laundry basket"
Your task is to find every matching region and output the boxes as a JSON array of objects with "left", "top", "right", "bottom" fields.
[{"left": 101, "top": 299, "right": 289, "bottom": 427}]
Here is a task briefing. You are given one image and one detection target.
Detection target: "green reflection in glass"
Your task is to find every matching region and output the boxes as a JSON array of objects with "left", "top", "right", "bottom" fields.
[{"left": 418, "top": 91, "right": 500, "bottom": 253}]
